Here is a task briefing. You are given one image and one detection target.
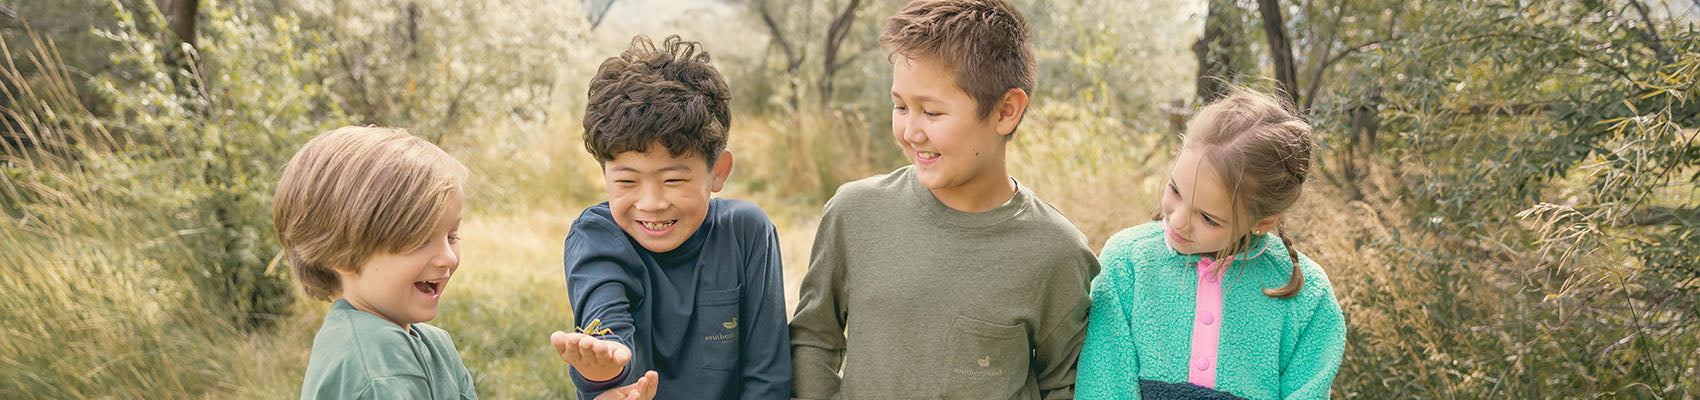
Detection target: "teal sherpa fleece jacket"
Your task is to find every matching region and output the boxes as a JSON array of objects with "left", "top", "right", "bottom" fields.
[{"left": 1077, "top": 221, "right": 1346, "bottom": 400}]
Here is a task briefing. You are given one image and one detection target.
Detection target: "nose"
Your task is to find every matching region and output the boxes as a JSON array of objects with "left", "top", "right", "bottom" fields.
[
  {"left": 634, "top": 184, "right": 668, "bottom": 213},
  {"left": 1166, "top": 207, "right": 1189, "bottom": 232},
  {"left": 900, "top": 113, "right": 926, "bottom": 144},
  {"left": 433, "top": 239, "right": 460, "bottom": 271}
]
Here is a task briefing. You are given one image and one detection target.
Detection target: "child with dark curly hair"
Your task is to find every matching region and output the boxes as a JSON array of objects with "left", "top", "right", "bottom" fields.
[{"left": 549, "top": 35, "right": 790, "bottom": 400}]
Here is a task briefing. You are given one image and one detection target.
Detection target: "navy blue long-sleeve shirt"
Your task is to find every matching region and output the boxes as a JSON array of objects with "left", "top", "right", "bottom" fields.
[{"left": 563, "top": 198, "right": 791, "bottom": 399}]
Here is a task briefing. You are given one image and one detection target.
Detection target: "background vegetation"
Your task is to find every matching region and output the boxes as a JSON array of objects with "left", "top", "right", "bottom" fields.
[{"left": 1, "top": 0, "right": 1695, "bottom": 398}]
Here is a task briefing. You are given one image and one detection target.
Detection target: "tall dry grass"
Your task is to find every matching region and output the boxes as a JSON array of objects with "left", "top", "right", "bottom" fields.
[{"left": 0, "top": 22, "right": 254, "bottom": 399}]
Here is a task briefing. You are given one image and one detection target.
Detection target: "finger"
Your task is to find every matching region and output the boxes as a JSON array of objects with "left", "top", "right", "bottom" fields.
[
  {"left": 553, "top": 332, "right": 586, "bottom": 363},
  {"left": 588, "top": 339, "right": 615, "bottom": 363},
  {"left": 576, "top": 337, "right": 603, "bottom": 364},
  {"left": 611, "top": 343, "right": 631, "bottom": 365},
  {"left": 640, "top": 371, "right": 660, "bottom": 399},
  {"left": 550, "top": 331, "right": 571, "bottom": 354},
  {"left": 630, "top": 374, "right": 651, "bottom": 397}
]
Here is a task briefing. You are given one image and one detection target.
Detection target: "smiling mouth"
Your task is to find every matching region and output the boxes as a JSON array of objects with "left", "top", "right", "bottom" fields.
[
  {"left": 414, "top": 278, "right": 445, "bottom": 296},
  {"left": 916, "top": 151, "right": 940, "bottom": 160},
  {"left": 639, "top": 220, "right": 677, "bottom": 231}
]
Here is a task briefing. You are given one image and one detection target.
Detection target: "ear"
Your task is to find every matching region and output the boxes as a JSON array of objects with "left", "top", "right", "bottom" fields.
[
  {"left": 332, "top": 264, "right": 360, "bottom": 280},
  {"left": 1251, "top": 213, "right": 1284, "bottom": 235},
  {"left": 709, "top": 150, "right": 733, "bottom": 192},
  {"left": 993, "top": 88, "right": 1030, "bottom": 136}
]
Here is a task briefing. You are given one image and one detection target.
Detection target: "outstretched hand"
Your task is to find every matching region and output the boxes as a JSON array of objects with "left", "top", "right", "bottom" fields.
[
  {"left": 594, "top": 370, "right": 659, "bottom": 400},
  {"left": 550, "top": 331, "right": 632, "bottom": 382}
]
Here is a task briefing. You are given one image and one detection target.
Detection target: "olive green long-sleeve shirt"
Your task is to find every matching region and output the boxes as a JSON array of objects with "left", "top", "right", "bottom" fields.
[{"left": 789, "top": 166, "right": 1099, "bottom": 400}]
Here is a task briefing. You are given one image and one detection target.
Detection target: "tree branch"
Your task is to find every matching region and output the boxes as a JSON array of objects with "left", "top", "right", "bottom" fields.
[
  {"left": 586, "top": 0, "right": 619, "bottom": 30},
  {"left": 756, "top": 0, "right": 802, "bottom": 72},
  {"left": 1300, "top": 0, "right": 1347, "bottom": 110},
  {"left": 1303, "top": 38, "right": 1382, "bottom": 111},
  {"left": 1627, "top": 0, "right": 1670, "bottom": 63},
  {"left": 818, "top": 0, "right": 861, "bottom": 109},
  {"left": 1257, "top": 0, "right": 1300, "bottom": 107},
  {"left": 1461, "top": 102, "right": 1552, "bottom": 115},
  {"left": 1616, "top": 206, "right": 1700, "bottom": 227},
  {"left": 831, "top": 43, "right": 876, "bottom": 72}
]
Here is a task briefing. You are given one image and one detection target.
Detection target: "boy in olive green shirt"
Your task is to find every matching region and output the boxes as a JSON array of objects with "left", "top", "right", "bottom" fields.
[
  {"left": 788, "top": 1, "right": 1097, "bottom": 399},
  {"left": 275, "top": 126, "right": 477, "bottom": 399}
]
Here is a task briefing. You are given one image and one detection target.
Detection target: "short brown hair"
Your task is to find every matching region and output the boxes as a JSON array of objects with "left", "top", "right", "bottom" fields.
[
  {"left": 583, "top": 35, "right": 731, "bottom": 165},
  {"left": 273, "top": 126, "right": 468, "bottom": 301},
  {"left": 881, "top": 0, "right": 1036, "bottom": 122}
]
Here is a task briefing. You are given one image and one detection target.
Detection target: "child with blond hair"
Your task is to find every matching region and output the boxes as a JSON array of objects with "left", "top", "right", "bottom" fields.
[{"left": 275, "top": 126, "right": 476, "bottom": 399}]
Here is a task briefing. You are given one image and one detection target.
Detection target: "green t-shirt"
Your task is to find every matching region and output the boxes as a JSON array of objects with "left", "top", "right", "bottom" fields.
[{"left": 301, "top": 299, "right": 477, "bottom": 400}]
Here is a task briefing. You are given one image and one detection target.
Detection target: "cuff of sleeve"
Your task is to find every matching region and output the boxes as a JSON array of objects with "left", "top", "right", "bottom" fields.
[{"left": 573, "top": 363, "right": 631, "bottom": 393}]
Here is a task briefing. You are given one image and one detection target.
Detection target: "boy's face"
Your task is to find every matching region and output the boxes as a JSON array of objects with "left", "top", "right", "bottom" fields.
[
  {"left": 890, "top": 55, "right": 1011, "bottom": 194},
  {"left": 602, "top": 146, "right": 732, "bottom": 253},
  {"left": 339, "top": 189, "right": 462, "bottom": 329},
  {"left": 1161, "top": 147, "right": 1241, "bottom": 255}
]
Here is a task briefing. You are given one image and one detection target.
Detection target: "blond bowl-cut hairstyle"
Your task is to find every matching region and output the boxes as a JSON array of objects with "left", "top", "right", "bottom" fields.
[{"left": 273, "top": 126, "right": 468, "bottom": 301}]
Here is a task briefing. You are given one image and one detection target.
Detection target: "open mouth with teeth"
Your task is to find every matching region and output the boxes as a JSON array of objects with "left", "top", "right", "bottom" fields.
[
  {"left": 637, "top": 219, "right": 677, "bottom": 235},
  {"left": 414, "top": 279, "right": 445, "bottom": 297},
  {"left": 916, "top": 151, "right": 940, "bottom": 161}
]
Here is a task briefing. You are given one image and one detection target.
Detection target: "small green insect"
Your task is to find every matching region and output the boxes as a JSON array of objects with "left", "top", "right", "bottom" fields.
[{"left": 576, "top": 318, "right": 613, "bottom": 336}]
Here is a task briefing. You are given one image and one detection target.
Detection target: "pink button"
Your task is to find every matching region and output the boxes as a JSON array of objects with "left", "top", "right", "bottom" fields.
[
  {"left": 1204, "top": 272, "right": 1219, "bottom": 283},
  {"left": 1193, "top": 357, "right": 1212, "bottom": 371},
  {"left": 1199, "top": 312, "right": 1215, "bottom": 325}
]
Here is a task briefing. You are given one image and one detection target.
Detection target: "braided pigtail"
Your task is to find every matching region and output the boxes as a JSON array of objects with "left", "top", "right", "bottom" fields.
[{"left": 1262, "top": 227, "right": 1304, "bottom": 298}]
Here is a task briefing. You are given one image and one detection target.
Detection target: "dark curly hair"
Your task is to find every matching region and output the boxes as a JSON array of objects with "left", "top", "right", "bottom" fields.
[{"left": 583, "top": 35, "right": 731, "bottom": 165}]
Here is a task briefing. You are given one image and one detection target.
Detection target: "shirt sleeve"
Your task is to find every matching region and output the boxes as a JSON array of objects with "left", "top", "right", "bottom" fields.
[
  {"left": 1076, "top": 254, "right": 1142, "bottom": 400},
  {"left": 435, "top": 328, "right": 479, "bottom": 400},
  {"left": 787, "top": 201, "right": 850, "bottom": 400},
  {"left": 563, "top": 214, "right": 645, "bottom": 395},
  {"left": 1033, "top": 246, "right": 1098, "bottom": 400},
  {"left": 738, "top": 212, "right": 793, "bottom": 400},
  {"left": 1279, "top": 278, "right": 1346, "bottom": 400}
]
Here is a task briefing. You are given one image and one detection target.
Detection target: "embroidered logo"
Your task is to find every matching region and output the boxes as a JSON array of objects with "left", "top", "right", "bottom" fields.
[
  {"left": 953, "top": 354, "right": 1006, "bottom": 379},
  {"left": 705, "top": 318, "right": 738, "bottom": 343}
]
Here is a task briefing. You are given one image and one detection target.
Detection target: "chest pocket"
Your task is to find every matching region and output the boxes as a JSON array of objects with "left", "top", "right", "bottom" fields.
[
  {"left": 695, "top": 286, "right": 742, "bottom": 371},
  {"left": 945, "top": 314, "right": 1031, "bottom": 399}
]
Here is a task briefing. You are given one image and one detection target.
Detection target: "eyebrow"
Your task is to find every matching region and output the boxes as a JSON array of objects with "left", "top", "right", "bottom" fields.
[
  {"left": 609, "top": 164, "right": 693, "bottom": 174},
  {"left": 1170, "top": 174, "right": 1227, "bottom": 222},
  {"left": 891, "top": 91, "right": 940, "bottom": 105}
]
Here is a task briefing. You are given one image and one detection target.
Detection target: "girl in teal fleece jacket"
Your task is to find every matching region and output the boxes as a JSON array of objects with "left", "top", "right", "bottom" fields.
[{"left": 1078, "top": 89, "right": 1346, "bottom": 400}]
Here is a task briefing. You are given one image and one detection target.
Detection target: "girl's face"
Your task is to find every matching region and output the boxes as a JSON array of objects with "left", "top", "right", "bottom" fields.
[
  {"left": 338, "top": 189, "right": 463, "bottom": 329},
  {"left": 1161, "top": 146, "right": 1243, "bottom": 255}
]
